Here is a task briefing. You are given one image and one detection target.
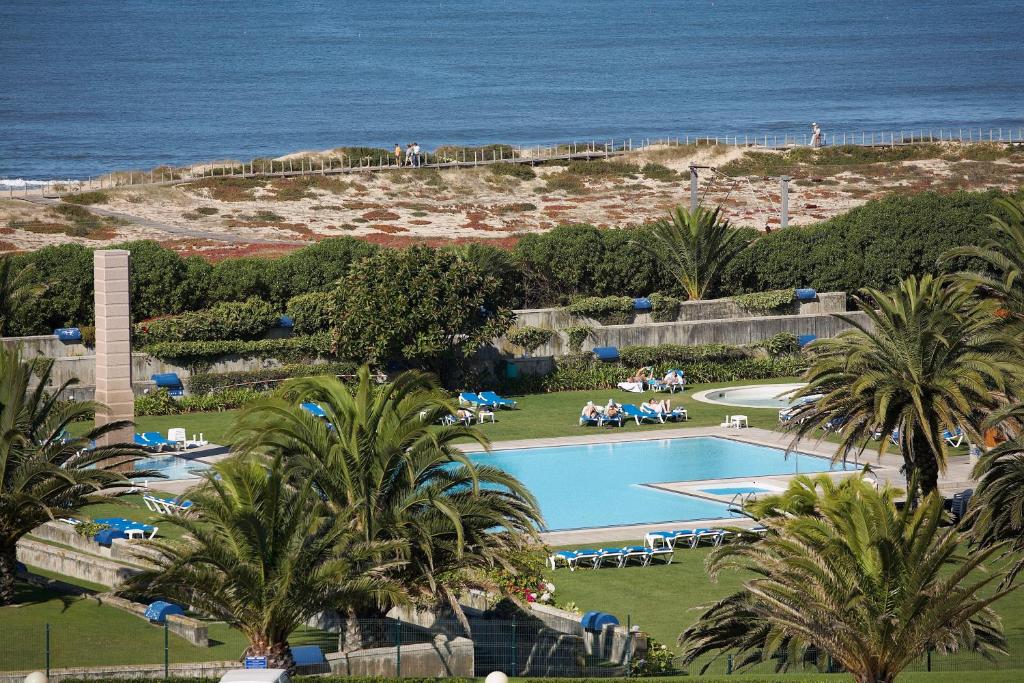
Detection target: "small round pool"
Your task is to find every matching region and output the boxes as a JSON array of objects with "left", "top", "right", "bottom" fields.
[{"left": 693, "top": 383, "right": 811, "bottom": 409}]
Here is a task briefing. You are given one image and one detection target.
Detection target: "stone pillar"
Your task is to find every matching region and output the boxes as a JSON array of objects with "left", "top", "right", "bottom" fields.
[{"left": 94, "top": 250, "right": 134, "bottom": 445}]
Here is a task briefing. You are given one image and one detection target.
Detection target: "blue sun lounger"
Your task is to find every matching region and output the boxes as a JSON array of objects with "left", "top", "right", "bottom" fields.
[
  {"left": 459, "top": 392, "right": 497, "bottom": 409},
  {"left": 593, "top": 547, "right": 626, "bottom": 568},
  {"left": 479, "top": 391, "right": 517, "bottom": 409},
  {"left": 622, "top": 404, "right": 660, "bottom": 425}
]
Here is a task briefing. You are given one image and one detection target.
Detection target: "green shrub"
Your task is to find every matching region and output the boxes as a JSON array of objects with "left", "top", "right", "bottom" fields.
[
  {"left": 619, "top": 342, "right": 747, "bottom": 368},
  {"left": 506, "top": 326, "right": 555, "bottom": 355},
  {"left": 641, "top": 163, "right": 679, "bottom": 182},
  {"left": 565, "top": 296, "right": 635, "bottom": 325},
  {"left": 142, "top": 334, "right": 332, "bottom": 365},
  {"left": 187, "top": 361, "right": 358, "bottom": 394},
  {"left": 647, "top": 292, "right": 681, "bottom": 322},
  {"left": 753, "top": 332, "right": 801, "bottom": 357},
  {"left": 543, "top": 172, "right": 587, "bottom": 194},
  {"left": 286, "top": 292, "right": 334, "bottom": 335},
  {"left": 566, "top": 160, "right": 640, "bottom": 177},
  {"left": 731, "top": 288, "right": 795, "bottom": 313},
  {"left": 490, "top": 163, "right": 536, "bottom": 180},
  {"left": 562, "top": 325, "right": 594, "bottom": 353},
  {"left": 135, "top": 387, "right": 265, "bottom": 416},
  {"left": 73, "top": 521, "right": 109, "bottom": 538},
  {"left": 61, "top": 191, "right": 109, "bottom": 205},
  {"left": 135, "top": 298, "right": 279, "bottom": 344}
]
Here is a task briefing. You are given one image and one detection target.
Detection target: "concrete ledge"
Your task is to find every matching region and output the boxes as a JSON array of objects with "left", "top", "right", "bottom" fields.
[
  {"left": 327, "top": 635, "right": 474, "bottom": 677},
  {"left": 96, "top": 593, "right": 209, "bottom": 647},
  {"left": 16, "top": 539, "right": 139, "bottom": 588},
  {"left": 0, "top": 661, "right": 238, "bottom": 683}
]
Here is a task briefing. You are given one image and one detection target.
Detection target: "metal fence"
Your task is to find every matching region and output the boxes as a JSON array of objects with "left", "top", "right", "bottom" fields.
[
  {"left": 3, "top": 616, "right": 1024, "bottom": 680},
  {"left": 8, "top": 125, "right": 1023, "bottom": 199}
]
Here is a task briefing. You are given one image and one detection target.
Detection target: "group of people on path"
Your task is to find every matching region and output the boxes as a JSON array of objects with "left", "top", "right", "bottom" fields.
[{"left": 395, "top": 142, "right": 422, "bottom": 167}]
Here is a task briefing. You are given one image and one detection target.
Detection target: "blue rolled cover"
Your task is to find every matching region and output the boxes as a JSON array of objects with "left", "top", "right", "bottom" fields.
[
  {"left": 592, "top": 346, "right": 620, "bottom": 361},
  {"left": 54, "top": 327, "right": 82, "bottom": 342},
  {"left": 794, "top": 288, "right": 817, "bottom": 301},
  {"left": 633, "top": 297, "right": 652, "bottom": 311}
]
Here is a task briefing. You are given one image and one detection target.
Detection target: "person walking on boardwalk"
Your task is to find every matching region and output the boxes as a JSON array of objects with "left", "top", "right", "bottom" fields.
[
  {"left": 412, "top": 141, "right": 421, "bottom": 167},
  {"left": 811, "top": 122, "right": 823, "bottom": 148},
  {"left": 394, "top": 143, "right": 402, "bottom": 167},
  {"left": 405, "top": 143, "right": 413, "bottom": 166}
]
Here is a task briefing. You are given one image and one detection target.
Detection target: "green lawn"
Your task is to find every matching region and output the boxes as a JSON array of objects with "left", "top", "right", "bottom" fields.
[
  {"left": 0, "top": 581, "right": 332, "bottom": 671},
  {"left": 545, "top": 542, "right": 1024, "bottom": 675}
]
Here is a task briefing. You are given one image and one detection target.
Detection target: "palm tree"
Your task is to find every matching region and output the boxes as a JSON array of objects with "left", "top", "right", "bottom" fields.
[
  {"left": 642, "top": 205, "right": 751, "bottom": 300},
  {"left": 0, "top": 256, "right": 41, "bottom": 336},
  {"left": 941, "top": 197, "right": 1024, "bottom": 320},
  {"left": 969, "top": 403, "right": 1024, "bottom": 584},
  {"left": 124, "top": 455, "right": 404, "bottom": 669},
  {"left": 786, "top": 274, "right": 1024, "bottom": 497},
  {"left": 0, "top": 345, "right": 147, "bottom": 605},
  {"left": 229, "top": 366, "right": 543, "bottom": 641},
  {"left": 679, "top": 475, "right": 1014, "bottom": 683}
]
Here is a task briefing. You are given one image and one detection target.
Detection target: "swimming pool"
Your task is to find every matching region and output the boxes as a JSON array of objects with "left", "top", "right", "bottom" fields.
[
  {"left": 132, "top": 455, "right": 210, "bottom": 482},
  {"left": 467, "top": 437, "right": 852, "bottom": 531},
  {"left": 700, "top": 486, "right": 772, "bottom": 496},
  {"left": 693, "top": 383, "right": 816, "bottom": 409}
]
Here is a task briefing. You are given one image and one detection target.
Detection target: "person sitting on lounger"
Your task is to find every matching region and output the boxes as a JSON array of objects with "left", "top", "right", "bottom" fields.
[
  {"left": 581, "top": 401, "right": 600, "bottom": 420},
  {"left": 645, "top": 397, "right": 671, "bottom": 414},
  {"left": 617, "top": 366, "right": 651, "bottom": 393},
  {"left": 664, "top": 370, "right": 685, "bottom": 386},
  {"left": 456, "top": 408, "right": 475, "bottom": 424},
  {"left": 605, "top": 400, "right": 621, "bottom": 419}
]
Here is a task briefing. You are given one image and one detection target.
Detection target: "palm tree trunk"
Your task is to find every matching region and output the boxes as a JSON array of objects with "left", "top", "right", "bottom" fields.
[
  {"left": 912, "top": 430, "right": 941, "bottom": 496},
  {"left": 245, "top": 637, "right": 294, "bottom": 671},
  {"left": 0, "top": 545, "right": 18, "bottom": 606}
]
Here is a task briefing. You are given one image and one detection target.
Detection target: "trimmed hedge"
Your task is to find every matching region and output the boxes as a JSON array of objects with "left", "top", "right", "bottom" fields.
[
  {"left": 187, "top": 361, "right": 358, "bottom": 394},
  {"left": 142, "top": 334, "right": 332, "bottom": 365},
  {"left": 506, "top": 326, "right": 555, "bottom": 354},
  {"left": 619, "top": 343, "right": 747, "bottom": 367},
  {"left": 731, "top": 288, "right": 795, "bottom": 313},
  {"left": 648, "top": 292, "right": 682, "bottom": 322},
  {"left": 286, "top": 291, "right": 334, "bottom": 335},
  {"left": 135, "top": 298, "right": 278, "bottom": 344}
]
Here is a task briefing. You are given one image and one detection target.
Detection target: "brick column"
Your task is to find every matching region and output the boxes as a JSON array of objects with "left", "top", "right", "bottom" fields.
[{"left": 94, "top": 249, "right": 134, "bottom": 445}]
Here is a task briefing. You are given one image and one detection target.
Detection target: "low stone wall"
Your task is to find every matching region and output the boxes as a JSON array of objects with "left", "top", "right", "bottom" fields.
[
  {"left": 0, "top": 661, "right": 238, "bottom": 683},
  {"left": 326, "top": 635, "right": 474, "bottom": 677},
  {"left": 16, "top": 539, "right": 139, "bottom": 588},
  {"left": 95, "top": 594, "right": 209, "bottom": 647},
  {"left": 527, "top": 604, "right": 636, "bottom": 667},
  {"left": 29, "top": 521, "right": 158, "bottom": 568},
  {"left": 502, "top": 309, "right": 869, "bottom": 358},
  {"left": 0, "top": 334, "right": 91, "bottom": 357},
  {"left": 512, "top": 291, "right": 846, "bottom": 329}
]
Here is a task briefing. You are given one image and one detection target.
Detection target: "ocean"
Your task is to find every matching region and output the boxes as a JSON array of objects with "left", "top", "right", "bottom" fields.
[{"left": 1, "top": 0, "right": 1023, "bottom": 181}]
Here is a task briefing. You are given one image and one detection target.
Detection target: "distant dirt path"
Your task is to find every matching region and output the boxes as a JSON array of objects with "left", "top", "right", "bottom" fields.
[{"left": 16, "top": 197, "right": 308, "bottom": 246}]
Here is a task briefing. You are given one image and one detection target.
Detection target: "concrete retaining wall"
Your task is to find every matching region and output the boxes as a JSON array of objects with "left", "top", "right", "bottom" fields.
[
  {"left": 29, "top": 521, "right": 157, "bottom": 567},
  {"left": 16, "top": 539, "right": 139, "bottom": 588},
  {"left": 0, "top": 661, "right": 238, "bottom": 683},
  {"left": 326, "top": 636, "right": 474, "bottom": 677},
  {"left": 97, "top": 594, "right": 209, "bottom": 647}
]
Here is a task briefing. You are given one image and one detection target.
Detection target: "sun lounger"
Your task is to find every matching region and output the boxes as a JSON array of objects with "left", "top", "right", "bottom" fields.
[
  {"left": 688, "top": 528, "right": 721, "bottom": 548},
  {"left": 580, "top": 413, "right": 601, "bottom": 427},
  {"left": 622, "top": 404, "right": 660, "bottom": 425},
  {"left": 620, "top": 545, "right": 653, "bottom": 567},
  {"left": 648, "top": 546, "right": 675, "bottom": 564},
  {"left": 639, "top": 406, "right": 667, "bottom": 423},
  {"left": 300, "top": 402, "right": 328, "bottom": 418},
  {"left": 649, "top": 370, "right": 686, "bottom": 394},
  {"left": 479, "top": 391, "right": 517, "bottom": 409},
  {"left": 459, "top": 392, "right": 498, "bottom": 409},
  {"left": 143, "top": 431, "right": 179, "bottom": 451},
  {"left": 143, "top": 494, "right": 194, "bottom": 516},
  {"left": 592, "top": 547, "right": 625, "bottom": 569},
  {"left": 644, "top": 529, "right": 695, "bottom": 549},
  {"left": 943, "top": 427, "right": 964, "bottom": 448},
  {"left": 95, "top": 517, "right": 158, "bottom": 540},
  {"left": 548, "top": 550, "right": 579, "bottom": 570}
]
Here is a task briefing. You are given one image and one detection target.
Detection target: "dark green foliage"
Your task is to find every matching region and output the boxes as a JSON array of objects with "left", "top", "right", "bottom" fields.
[
  {"left": 266, "top": 237, "right": 378, "bottom": 307},
  {"left": 444, "top": 242, "right": 525, "bottom": 307},
  {"left": 619, "top": 343, "right": 748, "bottom": 368},
  {"left": 731, "top": 288, "right": 796, "bottom": 313},
  {"left": 641, "top": 163, "right": 680, "bottom": 182},
  {"left": 513, "top": 224, "right": 669, "bottom": 306},
  {"left": 752, "top": 332, "right": 801, "bottom": 357},
  {"left": 119, "top": 240, "right": 211, "bottom": 321},
  {"left": 187, "top": 361, "right": 358, "bottom": 394},
  {"left": 566, "top": 160, "right": 641, "bottom": 177},
  {"left": 142, "top": 334, "right": 332, "bottom": 365},
  {"left": 285, "top": 292, "right": 334, "bottom": 335},
  {"left": 135, "top": 298, "right": 278, "bottom": 344},
  {"left": 721, "top": 190, "right": 1012, "bottom": 294},
  {"left": 135, "top": 387, "right": 263, "bottom": 415},
  {"left": 332, "top": 246, "right": 513, "bottom": 380},
  {"left": 5, "top": 244, "right": 94, "bottom": 335},
  {"left": 565, "top": 296, "right": 635, "bottom": 325},
  {"left": 506, "top": 326, "right": 555, "bottom": 354},
  {"left": 206, "top": 257, "right": 272, "bottom": 303}
]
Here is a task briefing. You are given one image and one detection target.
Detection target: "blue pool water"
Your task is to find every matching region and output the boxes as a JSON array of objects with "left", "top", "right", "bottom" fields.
[
  {"left": 701, "top": 486, "right": 772, "bottom": 496},
  {"left": 133, "top": 455, "right": 210, "bottom": 482},
  {"left": 468, "top": 437, "right": 851, "bottom": 530}
]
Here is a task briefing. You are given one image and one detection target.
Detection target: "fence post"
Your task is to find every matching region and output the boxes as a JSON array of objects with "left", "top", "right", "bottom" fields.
[
  {"left": 780, "top": 176, "right": 790, "bottom": 228},
  {"left": 511, "top": 618, "right": 517, "bottom": 676},
  {"left": 164, "top": 621, "right": 169, "bottom": 678},
  {"left": 395, "top": 617, "right": 401, "bottom": 677},
  {"left": 45, "top": 623, "right": 51, "bottom": 676},
  {"left": 927, "top": 646, "right": 932, "bottom": 672},
  {"left": 623, "top": 614, "right": 632, "bottom": 677},
  {"left": 726, "top": 653, "right": 733, "bottom": 674}
]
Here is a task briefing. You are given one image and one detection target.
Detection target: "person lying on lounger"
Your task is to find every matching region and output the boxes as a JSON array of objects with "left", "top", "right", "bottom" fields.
[
  {"left": 605, "top": 400, "right": 621, "bottom": 419},
  {"left": 645, "top": 397, "right": 671, "bottom": 414},
  {"left": 617, "top": 366, "right": 652, "bottom": 393},
  {"left": 581, "top": 401, "right": 600, "bottom": 419},
  {"left": 663, "top": 370, "right": 685, "bottom": 386}
]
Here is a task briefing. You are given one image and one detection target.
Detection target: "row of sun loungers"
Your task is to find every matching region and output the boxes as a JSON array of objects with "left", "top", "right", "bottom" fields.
[
  {"left": 548, "top": 525, "right": 768, "bottom": 571},
  {"left": 142, "top": 494, "right": 194, "bottom": 516},
  {"left": 580, "top": 403, "right": 688, "bottom": 427},
  {"left": 459, "top": 391, "right": 517, "bottom": 409}
]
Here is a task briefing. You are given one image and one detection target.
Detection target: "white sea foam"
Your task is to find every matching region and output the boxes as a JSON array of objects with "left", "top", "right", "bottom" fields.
[{"left": 0, "top": 178, "right": 77, "bottom": 190}]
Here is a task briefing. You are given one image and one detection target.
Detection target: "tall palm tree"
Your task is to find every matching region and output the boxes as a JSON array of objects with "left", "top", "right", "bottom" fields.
[
  {"left": 124, "top": 456, "right": 405, "bottom": 669},
  {"left": 941, "top": 197, "right": 1024, "bottom": 321},
  {"left": 969, "top": 403, "right": 1024, "bottom": 584},
  {"left": 0, "top": 256, "right": 41, "bottom": 336},
  {"left": 229, "top": 366, "right": 543, "bottom": 639},
  {"left": 679, "top": 476, "right": 1014, "bottom": 683},
  {"left": 0, "top": 345, "right": 147, "bottom": 605},
  {"left": 786, "top": 274, "right": 1024, "bottom": 497},
  {"left": 642, "top": 205, "right": 751, "bottom": 300}
]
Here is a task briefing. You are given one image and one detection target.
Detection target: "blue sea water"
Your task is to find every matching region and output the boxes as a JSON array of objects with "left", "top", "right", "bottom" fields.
[
  {"left": 1, "top": 0, "right": 1022, "bottom": 180},
  {"left": 467, "top": 437, "right": 852, "bottom": 530}
]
